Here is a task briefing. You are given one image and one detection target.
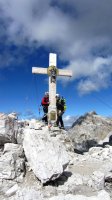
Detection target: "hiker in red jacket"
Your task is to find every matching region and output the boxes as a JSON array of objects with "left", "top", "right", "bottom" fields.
[{"left": 41, "top": 92, "right": 49, "bottom": 124}]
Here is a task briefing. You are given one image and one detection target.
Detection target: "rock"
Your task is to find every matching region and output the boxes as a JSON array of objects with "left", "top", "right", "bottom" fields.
[
  {"left": 91, "top": 171, "right": 105, "bottom": 190},
  {"left": 109, "top": 135, "right": 112, "bottom": 145},
  {"left": 4, "top": 143, "right": 24, "bottom": 157},
  {"left": 98, "top": 132, "right": 112, "bottom": 145},
  {"left": 23, "top": 129, "right": 69, "bottom": 183},
  {"left": 45, "top": 190, "right": 110, "bottom": 200},
  {"left": 0, "top": 179, "right": 17, "bottom": 196},
  {"left": 5, "top": 184, "right": 18, "bottom": 197},
  {"left": 16, "top": 128, "right": 24, "bottom": 145},
  {"left": 88, "top": 145, "right": 112, "bottom": 161},
  {"left": 8, "top": 112, "right": 18, "bottom": 120},
  {"left": 0, "top": 153, "right": 16, "bottom": 180},
  {"left": 0, "top": 113, "right": 18, "bottom": 145},
  {"left": 8, "top": 187, "right": 43, "bottom": 200},
  {"left": 69, "top": 111, "right": 112, "bottom": 152},
  {"left": 56, "top": 171, "right": 104, "bottom": 195},
  {"left": 0, "top": 143, "right": 25, "bottom": 195},
  {"left": 0, "top": 114, "right": 112, "bottom": 199},
  {"left": 57, "top": 173, "right": 84, "bottom": 194},
  {"left": 105, "top": 172, "right": 112, "bottom": 183},
  {"left": 29, "top": 119, "right": 43, "bottom": 130}
]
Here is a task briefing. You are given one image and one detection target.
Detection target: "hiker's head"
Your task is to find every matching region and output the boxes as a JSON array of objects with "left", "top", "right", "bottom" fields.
[
  {"left": 45, "top": 92, "right": 49, "bottom": 97},
  {"left": 56, "top": 94, "right": 60, "bottom": 99}
]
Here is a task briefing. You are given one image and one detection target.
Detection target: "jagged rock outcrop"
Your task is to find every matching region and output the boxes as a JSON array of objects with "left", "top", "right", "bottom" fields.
[
  {"left": 0, "top": 113, "right": 18, "bottom": 145},
  {"left": 23, "top": 128, "right": 69, "bottom": 183},
  {"left": 69, "top": 111, "right": 112, "bottom": 152},
  {"left": 0, "top": 143, "right": 25, "bottom": 196}
]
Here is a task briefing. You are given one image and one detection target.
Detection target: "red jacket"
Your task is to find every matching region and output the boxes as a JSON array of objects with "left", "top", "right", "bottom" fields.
[{"left": 41, "top": 96, "right": 49, "bottom": 106}]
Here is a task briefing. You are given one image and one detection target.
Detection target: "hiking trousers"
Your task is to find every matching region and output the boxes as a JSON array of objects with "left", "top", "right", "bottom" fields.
[{"left": 56, "top": 111, "right": 64, "bottom": 128}]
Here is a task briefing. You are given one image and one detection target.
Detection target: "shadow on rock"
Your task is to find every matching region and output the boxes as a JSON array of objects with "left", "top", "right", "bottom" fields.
[
  {"left": 43, "top": 171, "right": 72, "bottom": 187},
  {"left": 74, "top": 139, "right": 98, "bottom": 154},
  {"left": 74, "top": 135, "right": 112, "bottom": 154}
]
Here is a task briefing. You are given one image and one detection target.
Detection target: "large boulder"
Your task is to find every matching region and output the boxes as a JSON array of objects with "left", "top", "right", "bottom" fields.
[
  {"left": 69, "top": 111, "right": 112, "bottom": 152},
  {"left": 23, "top": 129, "right": 69, "bottom": 183},
  {"left": 0, "top": 113, "right": 18, "bottom": 145}
]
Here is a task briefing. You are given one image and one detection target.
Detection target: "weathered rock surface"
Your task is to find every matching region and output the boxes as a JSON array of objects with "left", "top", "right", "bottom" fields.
[
  {"left": 0, "top": 112, "right": 112, "bottom": 200},
  {"left": 23, "top": 128, "right": 69, "bottom": 183},
  {"left": 8, "top": 188, "right": 110, "bottom": 200},
  {"left": 69, "top": 111, "right": 112, "bottom": 152},
  {"left": 0, "top": 143, "right": 25, "bottom": 196},
  {"left": 0, "top": 113, "right": 18, "bottom": 145},
  {"left": 15, "top": 128, "right": 24, "bottom": 145},
  {"left": 46, "top": 190, "right": 110, "bottom": 200},
  {"left": 9, "top": 187, "right": 43, "bottom": 200},
  {"left": 3, "top": 143, "right": 24, "bottom": 156}
]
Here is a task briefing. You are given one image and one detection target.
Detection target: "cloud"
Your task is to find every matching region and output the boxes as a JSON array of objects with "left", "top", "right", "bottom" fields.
[
  {"left": 1, "top": 0, "right": 112, "bottom": 93},
  {"left": 67, "top": 56, "right": 112, "bottom": 94},
  {"left": 63, "top": 115, "right": 78, "bottom": 127}
]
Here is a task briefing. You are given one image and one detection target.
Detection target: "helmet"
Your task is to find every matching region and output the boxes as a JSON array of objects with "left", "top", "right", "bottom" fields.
[
  {"left": 45, "top": 92, "right": 49, "bottom": 96},
  {"left": 56, "top": 94, "right": 60, "bottom": 98}
]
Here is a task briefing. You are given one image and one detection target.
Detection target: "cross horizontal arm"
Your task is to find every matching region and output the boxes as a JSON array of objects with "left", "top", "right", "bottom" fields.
[
  {"left": 58, "top": 69, "right": 72, "bottom": 77},
  {"left": 32, "top": 67, "right": 47, "bottom": 75}
]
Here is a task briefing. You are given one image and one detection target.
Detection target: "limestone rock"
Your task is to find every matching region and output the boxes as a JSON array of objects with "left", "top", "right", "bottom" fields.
[
  {"left": 5, "top": 184, "right": 18, "bottom": 197},
  {"left": 23, "top": 129, "right": 69, "bottom": 183},
  {"left": 88, "top": 145, "right": 112, "bottom": 161},
  {"left": 16, "top": 128, "right": 24, "bottom": 145},
  {"left": 0, "top": 179, "right": 17, "bottom": 197},
  {"left": 0, "top": 143, "right": 25, "bottom": 195},
  {"left": 9, "top": 187, "right": 43, "bottom": 200},
  {"left": 0, "top": 153, "right": 17, "bottom": 180},
  {"left": 4, "top": 143, "right": 24, "bottom": 157},
  {"left": 29, "top": 119, "right": 44, "bottom": 130},
  {"left": 0, "top": 113, "right": 18, "bottom": 145},
  {"left": 46, "top": 190, "right": 110, "bottom": 200},
  {"left": 69, "top": 111, "right": 112, "bottom": 152},
  {"left": 90, "top": 171, "right": 105, "bottom": 190}
]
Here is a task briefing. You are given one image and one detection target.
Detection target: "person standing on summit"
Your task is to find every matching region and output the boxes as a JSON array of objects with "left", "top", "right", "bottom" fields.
[
  {"left": 56, "top": 94, "right": 66, "bottom": 129},
  {"left": 41, "top": 92, "right": 49, "bottom": 124}
]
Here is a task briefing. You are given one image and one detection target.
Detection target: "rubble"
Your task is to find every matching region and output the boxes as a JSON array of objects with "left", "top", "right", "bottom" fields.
[{"left": 0, "top": 112, "right": 112, "bottom": 199}]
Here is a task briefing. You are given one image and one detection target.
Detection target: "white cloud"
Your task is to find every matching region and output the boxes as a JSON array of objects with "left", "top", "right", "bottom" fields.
[
  {"left": 66, "top": 56, "right": 112, "bottom": 94},
  {"left": 1, "top": 0, "right": 112, "bottom": 93},
  {"left": 63, "top": 115, "right": 77, "bottom": 127}
]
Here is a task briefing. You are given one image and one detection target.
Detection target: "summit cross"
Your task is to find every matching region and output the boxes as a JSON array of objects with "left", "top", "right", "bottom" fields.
[{"left": 32, "top": 53, "right": 72, "bottom": 123}]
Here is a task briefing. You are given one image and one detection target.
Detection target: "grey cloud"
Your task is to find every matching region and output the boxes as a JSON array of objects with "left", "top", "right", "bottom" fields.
[{"left": 0, "top": 0, "right": 112, "bottom": 93}]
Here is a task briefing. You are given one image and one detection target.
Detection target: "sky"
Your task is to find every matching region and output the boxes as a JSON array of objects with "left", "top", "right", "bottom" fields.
[{"left": 0, "top": 0, "right": 112, "bottom": 125}]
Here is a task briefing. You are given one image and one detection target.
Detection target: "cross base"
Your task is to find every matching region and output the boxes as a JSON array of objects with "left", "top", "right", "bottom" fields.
[
  {"left": 48, "top": 105, "right": 57, "bottom": 124},
  {"left": 49, "top": 111, "right": 57, "bottom": 121}
]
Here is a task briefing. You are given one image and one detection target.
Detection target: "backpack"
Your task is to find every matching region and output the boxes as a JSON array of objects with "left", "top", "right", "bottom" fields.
[{"left": 60, "top": 97, "right": 67, "bottom": 111}]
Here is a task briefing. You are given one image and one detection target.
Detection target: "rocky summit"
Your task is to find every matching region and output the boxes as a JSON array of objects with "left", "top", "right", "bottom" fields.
[
  {"left": 0, "top": 111, "right": 112, "bottom": 200},
  {"left": 69, "top": 111, "right": 112, "bottom": 152}
]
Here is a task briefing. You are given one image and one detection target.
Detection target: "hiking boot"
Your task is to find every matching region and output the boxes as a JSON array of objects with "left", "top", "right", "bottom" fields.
[{"left": 60, "top": 126, "right": 65, "bottom": 130}]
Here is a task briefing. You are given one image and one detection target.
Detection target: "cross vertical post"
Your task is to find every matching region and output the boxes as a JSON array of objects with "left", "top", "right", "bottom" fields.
[{"left": 48, "top": 53, "right": 57, "bottom": 123}]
